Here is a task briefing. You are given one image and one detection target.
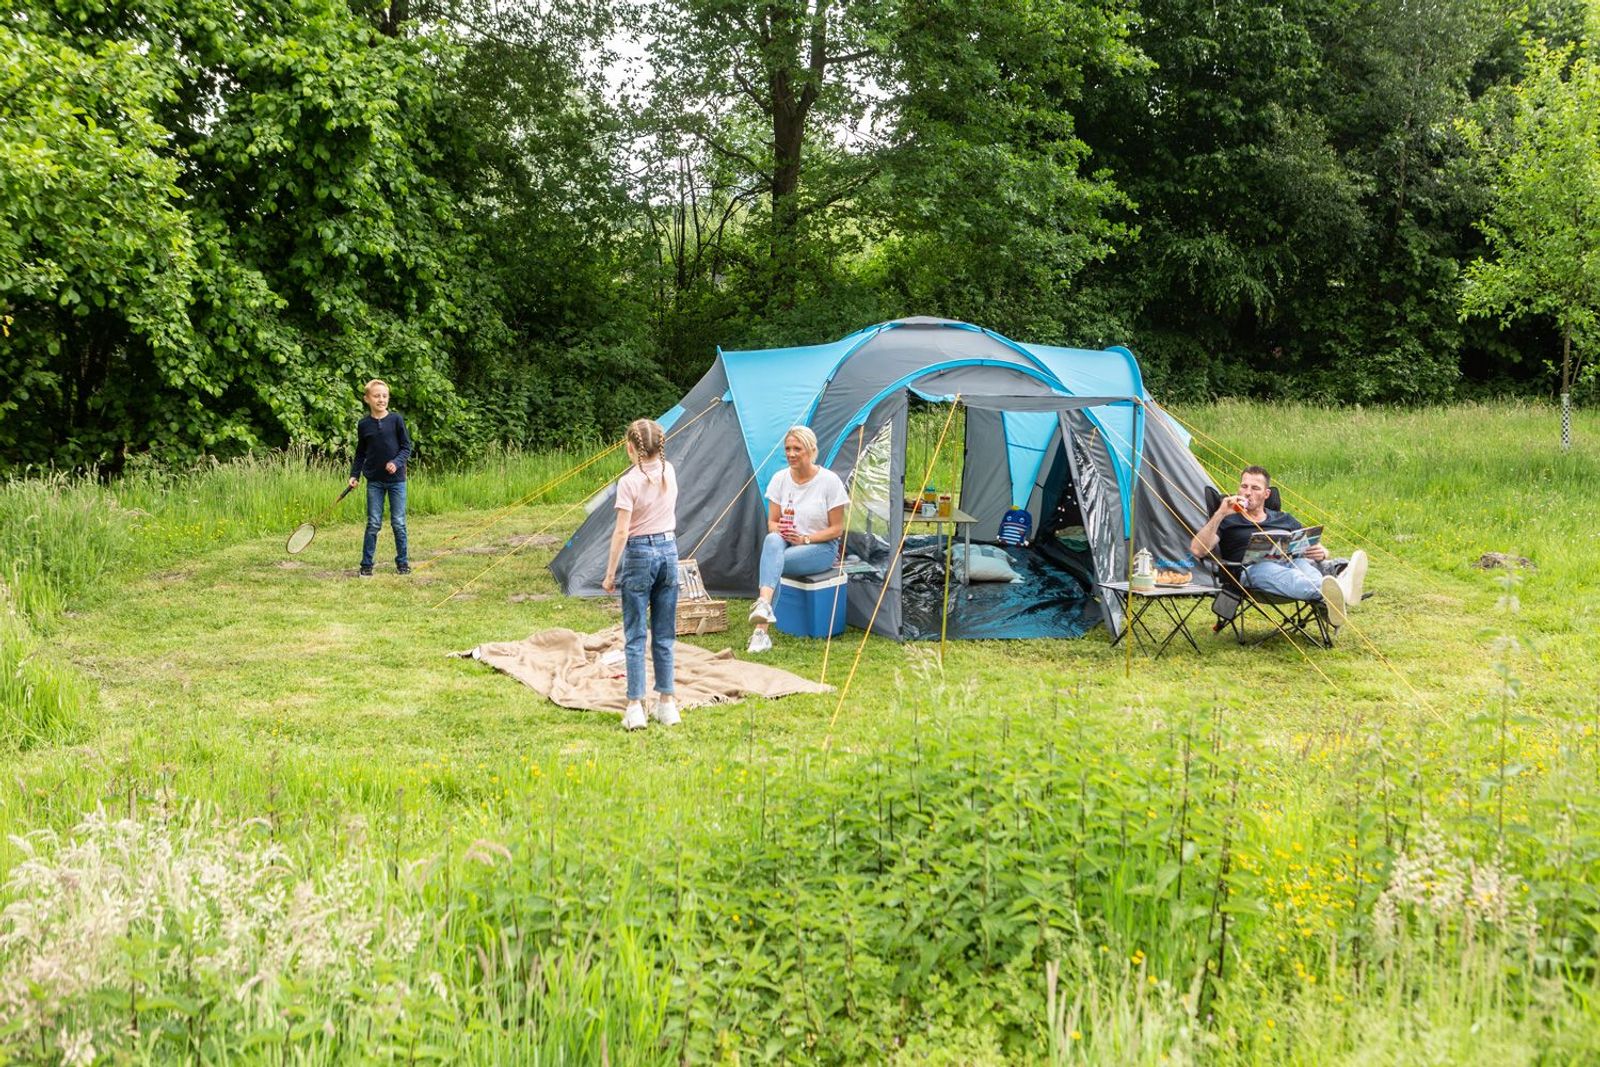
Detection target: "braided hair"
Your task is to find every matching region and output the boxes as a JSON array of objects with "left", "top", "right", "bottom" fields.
[{"left": 626, "top": 418, "right": 667, "bottom": 490}]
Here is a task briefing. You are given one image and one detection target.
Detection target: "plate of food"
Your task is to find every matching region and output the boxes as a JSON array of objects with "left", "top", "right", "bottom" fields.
[{"left": 1155, "top": 560, "right": 1194, "bottom": 587}]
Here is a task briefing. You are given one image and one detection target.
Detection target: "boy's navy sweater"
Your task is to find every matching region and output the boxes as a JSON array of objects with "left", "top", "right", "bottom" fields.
[{"left": 350, "top": 413, "right": 413, "bottom": 482}]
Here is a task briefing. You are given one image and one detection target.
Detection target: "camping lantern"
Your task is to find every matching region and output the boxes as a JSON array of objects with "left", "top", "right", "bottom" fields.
[{"left": 1131, "top": 548, "right": 1156, "bottom": 591}]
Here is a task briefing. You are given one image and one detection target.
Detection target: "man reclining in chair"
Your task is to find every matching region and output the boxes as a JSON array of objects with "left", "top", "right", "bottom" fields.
[{"left": 1190, "top": 466, "right": 1368, "bottom": 628}]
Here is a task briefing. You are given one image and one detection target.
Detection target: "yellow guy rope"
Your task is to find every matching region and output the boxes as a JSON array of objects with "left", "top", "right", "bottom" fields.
[
  {"left": 414, "top": 397, "right": 724, "bottom": 573},
  {"left": 429, "top": 398, "right": 724, "bottom": 604},
  {"left": 1128, "top": 412, "right": 1441, "bottom": 717},
  {"left": 822, "top": 396, "right": 962, "bottom": 756},
  {"left": 1096, "top": 413, "right": 1344, "bottom": 690},
  {"left": 1159, "top": 406, "right": 1449, "bottom": 600}
]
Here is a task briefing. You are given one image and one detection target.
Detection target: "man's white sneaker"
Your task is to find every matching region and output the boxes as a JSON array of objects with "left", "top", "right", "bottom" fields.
[
  {"left": 747, "top": 628, "right": 773, "bottom": 654},
  {"left": 651, "top": 697, "right": 681, "bottom": 726},
  {"left": 748, "top": 598, "right": 776, "bottom": 624},
  {"left": 1342, "top": 549, "right": 1368, "bottom": 609},
  {"left": 621, "top": 701, "right": 647, "bottom": 731},
  {"left": 1320, "top": 574, "right": 1349, "bottom": 629}
]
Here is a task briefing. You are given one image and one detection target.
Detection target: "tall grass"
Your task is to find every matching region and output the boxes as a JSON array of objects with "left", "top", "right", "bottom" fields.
[
  {"left": 3, "top": 669, "right": 1595, "bottom": 1063},
  {"left": 0, "top": 445, "right": 609, "bottom": 627}
]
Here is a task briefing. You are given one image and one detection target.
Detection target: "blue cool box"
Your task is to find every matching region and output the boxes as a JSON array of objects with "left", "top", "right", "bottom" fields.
[{"left": 774, "top": 573, "right": 848, "bottom": 638}]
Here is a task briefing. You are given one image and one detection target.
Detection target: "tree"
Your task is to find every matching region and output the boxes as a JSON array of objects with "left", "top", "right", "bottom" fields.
[
  {"left": 639, "top": 0, "right": 886, "bottom": 300},
  {"left": 0, "top": 24, "right": 199, "bottom": 461},
  {"left": 1461, "top": 35, "right": 1600, "bottom": 449}
]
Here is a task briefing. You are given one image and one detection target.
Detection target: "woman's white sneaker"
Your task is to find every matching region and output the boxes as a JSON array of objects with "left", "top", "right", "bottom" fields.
[
  {"left": 651, "top": 697, "right": 681, "bottom": 726},
  {"left": 747, "top": 629, "right": 773, "bottom": 654},
  {"left": 621, "top": 701, "right": 647, "bottom": 731},
  {"left": 748, "top": 599, "right": 776, "bottom": 624}
]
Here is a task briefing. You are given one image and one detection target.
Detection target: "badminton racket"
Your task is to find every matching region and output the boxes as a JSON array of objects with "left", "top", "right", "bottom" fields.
[{"left": 286, "top": 485, "right": 354, "bottom": 554}]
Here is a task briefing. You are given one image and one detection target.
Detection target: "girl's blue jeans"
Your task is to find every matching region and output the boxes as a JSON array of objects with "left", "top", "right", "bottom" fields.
[
  {"left": 621, "top": 533, "right": 679, "bottom": 701},
  {"left": 758, "top": 532, "right": 840, "bottom": 605},
  {"left": 362, "top": 479, "right": 408, "bottom": 569}
]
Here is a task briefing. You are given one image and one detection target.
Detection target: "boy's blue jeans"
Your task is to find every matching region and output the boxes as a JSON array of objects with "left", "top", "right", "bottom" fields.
[
  {"left": 758, "top": 531, "right": 840, "bottom": 603},
  {"left": 621, "top": 533, "right": 678, "bottom": 701},
  {"left": 361, "top": 479, "right": 408, "bottom": 569}
]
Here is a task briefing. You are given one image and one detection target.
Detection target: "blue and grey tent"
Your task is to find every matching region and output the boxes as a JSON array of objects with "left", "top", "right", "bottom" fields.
[{"left": 550, "top": 317, "right": 1217, "bottom": 639}]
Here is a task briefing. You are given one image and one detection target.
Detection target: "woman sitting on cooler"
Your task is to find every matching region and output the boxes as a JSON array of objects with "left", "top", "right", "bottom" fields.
[{"left": 746, "top": 425, "right": 849, "bottom": 653}]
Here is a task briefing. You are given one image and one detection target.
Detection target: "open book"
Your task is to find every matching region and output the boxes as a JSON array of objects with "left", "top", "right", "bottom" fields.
[{"left": 1240, "top": 525, "right": 1323, "bottom": 566}]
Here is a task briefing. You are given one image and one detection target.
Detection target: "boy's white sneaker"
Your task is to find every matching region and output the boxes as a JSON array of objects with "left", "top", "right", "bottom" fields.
[
  {"left": 1320, "top": 575, "right": 1349, "bottom": 629},
  {"left": 651, "top": 697, "right": 681, "bottom": 727},
  {"left": 748, "top": 598, "right": 776, "bottom": 624},
  {"left": 747, "top": 628, "right": 773, "bottom": 654},
  {"left": 1342, "top": 550, "right": 1368, "bottom": 608},
  {"left": 621, "top": 701, "right": 647, "bottom": 731}
]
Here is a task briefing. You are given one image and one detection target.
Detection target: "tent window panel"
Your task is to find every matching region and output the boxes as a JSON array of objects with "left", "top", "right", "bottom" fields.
[{"left": 844, "top": 416, "right": 896, "bottom": 580}]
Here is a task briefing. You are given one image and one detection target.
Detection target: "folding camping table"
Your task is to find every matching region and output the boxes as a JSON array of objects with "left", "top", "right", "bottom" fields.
[
  {"left": 1100, "top": 581, "right": 1220, "bottom": 658},
  {"left": 865, "top": 501, "right": 979, "bottom": 584}
]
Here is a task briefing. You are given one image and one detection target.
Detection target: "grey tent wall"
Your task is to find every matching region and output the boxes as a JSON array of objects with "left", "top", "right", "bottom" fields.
[
  {"left": 549, "top": 364, "right": 769, "bottom": 598},
  {"left": 1132, "top": 404, "right": 1214, "bottom": 566},
  {"left": 960, "top": 407, "right": 1011, "bottom": 541}
]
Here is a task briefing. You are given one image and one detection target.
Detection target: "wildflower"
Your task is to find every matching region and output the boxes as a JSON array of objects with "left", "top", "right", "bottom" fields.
[
  {"left": 59, "top": 1030, "right": 95, "bottom": 1067},
  {"left": 1070, "top": 1030, "right": 1083, "bottom": 1041}
]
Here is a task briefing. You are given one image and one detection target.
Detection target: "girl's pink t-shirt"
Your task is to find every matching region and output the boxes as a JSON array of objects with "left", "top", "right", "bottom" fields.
[{"left": 615, "top": 459, "right": 678, "bottom": 535}]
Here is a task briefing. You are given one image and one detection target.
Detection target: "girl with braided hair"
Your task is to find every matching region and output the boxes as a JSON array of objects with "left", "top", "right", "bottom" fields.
[{"left": 602, "top": 418, "right": 681, "bottom": 730}]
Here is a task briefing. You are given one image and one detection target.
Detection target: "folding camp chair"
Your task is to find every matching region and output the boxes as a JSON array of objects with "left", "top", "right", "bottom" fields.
[{"left": 1199, "top": 486, "right": 1339, "bottom": 649}]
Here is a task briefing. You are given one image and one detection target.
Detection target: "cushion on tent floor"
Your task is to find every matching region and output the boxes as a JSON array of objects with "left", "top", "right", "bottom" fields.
[{"left": 897, "top": 536, "right": 1100, "bottom": 640}]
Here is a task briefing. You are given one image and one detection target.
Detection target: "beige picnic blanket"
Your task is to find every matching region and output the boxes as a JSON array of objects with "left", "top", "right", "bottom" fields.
[{"left": 458, "top": 627, "right": 832, "bottom": 711}]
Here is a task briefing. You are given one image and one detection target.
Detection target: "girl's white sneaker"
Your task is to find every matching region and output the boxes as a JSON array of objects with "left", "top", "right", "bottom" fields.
[
  {"left": 622, "top": 701, "right": 647, "bottom": 731},
  {"left": 747, "top": 629, "right": 773, "bottom": 654},
  {"left": 748, "top": 599, "right": 776, "bottom": 624},
  {"left": 651, "top": 697, "right": 681, "bottom": 726}
]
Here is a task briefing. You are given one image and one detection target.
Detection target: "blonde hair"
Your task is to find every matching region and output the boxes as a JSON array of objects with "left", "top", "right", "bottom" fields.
[
  {"left": 363, "top": 379, "right": 389, "bottom": 396},
  {"left": 784, "top": 425, "right": 818, "bottom": 458},
  {"left": 626, "top": 418, "right": 667, "bottom": 489}
]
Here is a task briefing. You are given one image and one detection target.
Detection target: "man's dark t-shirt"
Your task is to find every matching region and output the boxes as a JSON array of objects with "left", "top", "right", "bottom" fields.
[
  {"left": 1216, "top": 508, "right": 1301, "bottom": 564},
  {"left": 350, "top": 413, "right": 412, "bottom": 483}
]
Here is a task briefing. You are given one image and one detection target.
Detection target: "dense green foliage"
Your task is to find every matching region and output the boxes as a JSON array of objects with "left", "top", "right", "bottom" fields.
[
  {"left": 1, "top": 402, "right": 1598, "bottom": 1061},
  {"left": 3, "top": 0, "right": 1598, "bottom": 468}
]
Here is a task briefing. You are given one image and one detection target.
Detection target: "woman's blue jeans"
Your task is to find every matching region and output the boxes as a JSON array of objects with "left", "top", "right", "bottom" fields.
[
  {"left": 621, "top": 533, "right": 678, "bottom": 701},
  {"left": 758, "top": 532, "right": 840, "bottom": 605},
  {"left": 362, "top": 479, "right": 408, "bottom": 569}
]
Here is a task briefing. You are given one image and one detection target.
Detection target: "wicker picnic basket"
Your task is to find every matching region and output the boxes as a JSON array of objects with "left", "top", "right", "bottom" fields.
[{"left": 675, "top": 558, "right": 728, "bottom": 635}]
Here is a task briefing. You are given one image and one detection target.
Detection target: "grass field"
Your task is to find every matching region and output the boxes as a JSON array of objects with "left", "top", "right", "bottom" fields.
[{"left": 1, "top": 402, "right": 1598, "bottom": 1064}]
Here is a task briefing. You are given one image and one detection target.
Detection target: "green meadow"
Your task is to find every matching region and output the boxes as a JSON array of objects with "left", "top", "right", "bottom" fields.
[{"left": 1, "top": 402, "right": 1598, "bottom": 1064}]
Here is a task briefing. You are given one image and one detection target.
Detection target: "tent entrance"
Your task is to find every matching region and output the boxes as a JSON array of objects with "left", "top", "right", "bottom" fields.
[{"left": 845, "top": 395, "right": 1102, "bottom": 641}]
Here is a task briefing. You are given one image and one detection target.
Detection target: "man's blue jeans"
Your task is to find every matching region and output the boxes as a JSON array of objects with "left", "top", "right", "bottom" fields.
[
  {"left": 1243, "top": 557, "right": 1327, "bottom": 600},
  {"left": 361, "top": 479, "right": 408, "bottom": 569},
  {"left": 621, "top": 533, "right": 678, "bottom": 701},
  {"left": 758, "top": 532, "right": 840, "bottom": 605}
]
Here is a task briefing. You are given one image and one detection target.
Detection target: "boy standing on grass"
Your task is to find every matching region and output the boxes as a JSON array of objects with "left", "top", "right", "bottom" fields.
[{"left": 348, "top": 379, "right": 413, "bottom": 577}]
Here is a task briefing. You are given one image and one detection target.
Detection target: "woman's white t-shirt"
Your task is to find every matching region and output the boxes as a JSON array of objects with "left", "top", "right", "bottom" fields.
[{"left": 765, "top": 467, "right": 849, "bottom": 538}]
